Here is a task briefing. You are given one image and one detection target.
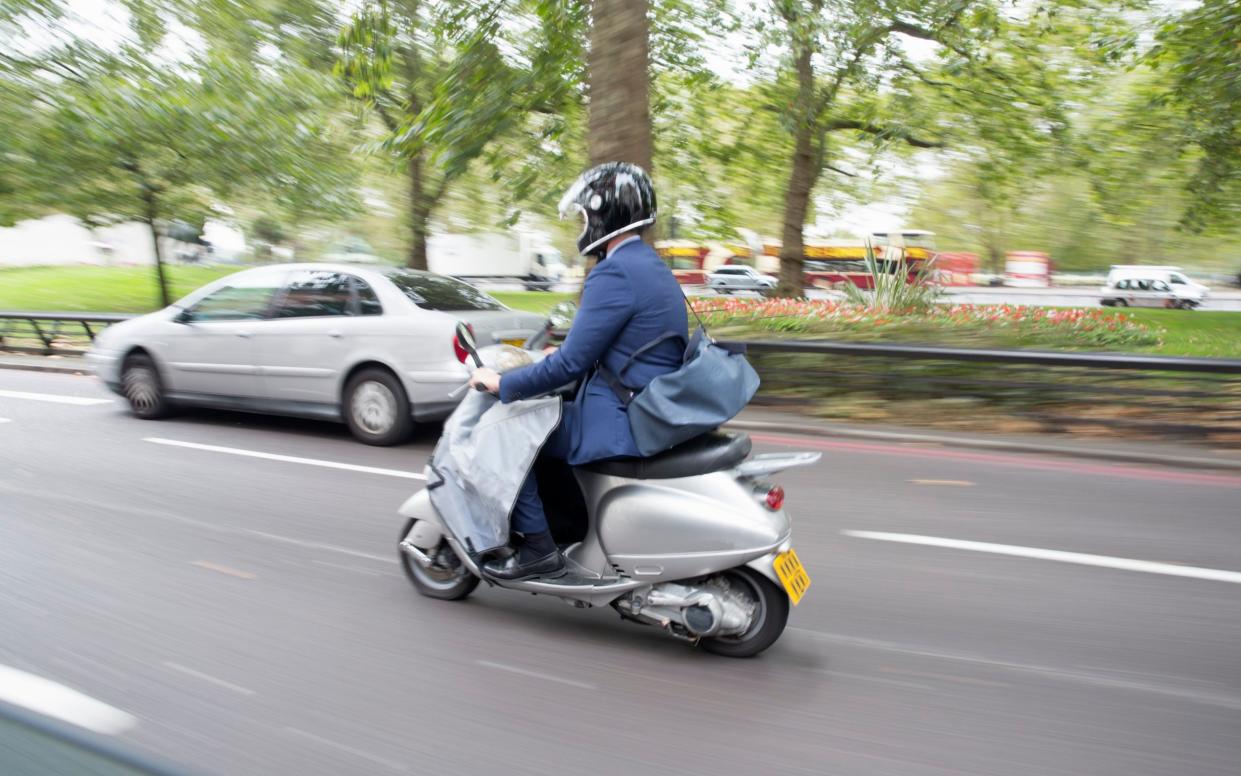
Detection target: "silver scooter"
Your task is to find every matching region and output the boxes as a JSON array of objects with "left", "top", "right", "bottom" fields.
[{"left": 398, "top": 323, "right": 818, "bottom": 657}]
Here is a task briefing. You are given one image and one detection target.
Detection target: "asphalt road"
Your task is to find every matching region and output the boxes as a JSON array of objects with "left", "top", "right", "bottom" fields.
[{"left": 3, "top": 369, "right": 1240, "bottom": 775}]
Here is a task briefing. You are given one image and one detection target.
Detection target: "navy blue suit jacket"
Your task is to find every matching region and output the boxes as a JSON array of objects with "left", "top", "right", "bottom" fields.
[{"left": 499, "top": 238, "right": 689, "bottom": 465}]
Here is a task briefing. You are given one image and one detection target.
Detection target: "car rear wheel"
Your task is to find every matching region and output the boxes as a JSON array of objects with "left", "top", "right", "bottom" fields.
[
  {"left": 1114, "top": 299, "right": 1128, "bottom": 307},
  {"left": 121, "top": 353, "right": 171, "bottom": 419},
  {"left": 343, "top": 367, "right": 413, "bottom": 446}
]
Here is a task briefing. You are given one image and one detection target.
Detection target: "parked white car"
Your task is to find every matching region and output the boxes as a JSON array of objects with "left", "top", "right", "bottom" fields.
[
  {"left": 708, "top": 265, "right": 777, "bottom": 294},
  {"left": 87, "top": 263, "right": 544, "bottom": 444},
  {"left": 1100, "top": 274, "right": 1207, "bottom": 310}
]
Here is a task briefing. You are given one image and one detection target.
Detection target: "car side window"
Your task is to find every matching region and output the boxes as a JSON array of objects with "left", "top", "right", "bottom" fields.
[
  {"left": 187, "top": 273, "right": 285, "bottom": 321},
  {"left": 353, "top": 277, "right": 383, "bottom": 316},
  {"left": 1170, "top": 275, "right": 1186, "bottom": 285},
  {"left": 1136, "top": 280, "right": 1151, "bottom": 291},
  {"left": 1152, "top": 280, "right": 1169, "bottom": 292},
  {"left": 1115, "top": 279, "right": 1129, "bottom": 290},
  {"left": 274, "top": 271, "right": 352, "bottom": 318}
]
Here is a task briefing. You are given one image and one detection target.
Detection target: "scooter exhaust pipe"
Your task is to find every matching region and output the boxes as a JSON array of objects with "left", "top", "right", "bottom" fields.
[{"left": 399, "top": 541, "right": 435, "bottom": 570}]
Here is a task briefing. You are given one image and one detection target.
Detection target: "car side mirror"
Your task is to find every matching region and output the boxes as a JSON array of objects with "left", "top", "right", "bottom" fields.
[{"left": 173, "top": 308, "right": 194, "bottom": 324}]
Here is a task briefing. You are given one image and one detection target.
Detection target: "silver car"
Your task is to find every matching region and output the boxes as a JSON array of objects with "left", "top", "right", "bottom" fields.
[
  {"left": 707, "top": 265, "right": 777, "bottom": 294},
  {"left": 87, "top": 263, "right": 544, "bottom": 444}
]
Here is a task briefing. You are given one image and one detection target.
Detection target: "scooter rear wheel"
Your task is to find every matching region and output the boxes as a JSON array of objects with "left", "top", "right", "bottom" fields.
[
  {"left": 399, "top": 520, "right": 479, "bottom": 601},
  {"left": 701, "top": 567, "right": 789, "bottom": 658}
]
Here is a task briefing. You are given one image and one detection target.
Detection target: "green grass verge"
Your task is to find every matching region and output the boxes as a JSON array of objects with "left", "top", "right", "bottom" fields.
[
  {"left": 490, "top": 291, "right": 576, "bottom": 315},
  {"left": 0, "top": 264, "right": 238, "bottom": 313},
  {"left": 1122, "top": 309, "right": 1241, "bottom": 359},
  {"left": 0, "top": 265, "right": 577, "bottom": 316}
]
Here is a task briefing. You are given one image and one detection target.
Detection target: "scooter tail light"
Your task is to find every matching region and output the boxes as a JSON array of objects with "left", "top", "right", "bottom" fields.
[{"left": 764, "top": 485, "right": 785, "bottom": 511}]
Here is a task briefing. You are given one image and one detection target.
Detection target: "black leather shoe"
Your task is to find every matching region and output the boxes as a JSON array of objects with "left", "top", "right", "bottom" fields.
[{"left": 483, "top": 550, "right": 566, "bottom": 582}]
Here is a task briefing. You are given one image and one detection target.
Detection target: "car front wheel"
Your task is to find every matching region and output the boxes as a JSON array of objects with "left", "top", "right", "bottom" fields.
[
  {"left": 121, "top": 352, "right": 171, "bottom": 419},
  {"left": 343, "top": 367, "right": 414, "bottom": 446}
]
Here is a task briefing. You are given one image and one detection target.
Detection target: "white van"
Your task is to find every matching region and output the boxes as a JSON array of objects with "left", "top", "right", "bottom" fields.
[
  {"left": 1100, "top": 266, "right": 1208, "bottom": 309},
  {"left": 1106, "top": 265, "right": 1207, "bottom": 291}
]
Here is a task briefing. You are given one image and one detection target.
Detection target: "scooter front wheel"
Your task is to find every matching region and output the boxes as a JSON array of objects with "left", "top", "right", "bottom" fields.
[
  {"left": 700, "top": 567, "right": 790, "bottom": 658},
  {"left": 399, "top": 520, "right": 480, "bottom": 601}
]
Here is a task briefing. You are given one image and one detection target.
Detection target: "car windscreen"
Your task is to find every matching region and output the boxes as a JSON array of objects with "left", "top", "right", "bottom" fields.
[{"left": 386, "top": 271, "right": 505, "bottom": 311}]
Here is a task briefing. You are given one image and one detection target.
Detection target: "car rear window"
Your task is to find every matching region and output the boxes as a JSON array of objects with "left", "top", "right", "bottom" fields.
[{"left": 386, "top": 271, "right": 504, "bottom": 311}]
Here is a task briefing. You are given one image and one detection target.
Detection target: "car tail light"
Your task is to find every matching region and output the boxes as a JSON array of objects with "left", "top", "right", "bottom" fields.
[{"left": 763, "top": 485, "right": 784, "bottom": 511}]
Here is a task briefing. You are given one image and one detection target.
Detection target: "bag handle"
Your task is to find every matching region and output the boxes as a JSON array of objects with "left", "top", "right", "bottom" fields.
[{"left": 679, "top": 286, "right": 708, "bottom": 332}]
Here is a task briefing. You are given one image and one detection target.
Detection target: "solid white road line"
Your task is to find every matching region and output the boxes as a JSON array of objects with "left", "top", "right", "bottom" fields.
[
  {"left": 475, "top": 660, "right": 597, "bottom": 690},
  {"left": 0, "top": 663, "right": 138, "bottom": 735},
  {"left": 0, "top": 388, "right": 112, "bottom": 406},
  {"left": 843, "top": 530, "right": 1241, "bottom": 585},
  {"left": 163, "top": 662, "right": 256, "bottom": 696},
  {"left": 143, "top": 437, "right": 426, "bottom": 480}
]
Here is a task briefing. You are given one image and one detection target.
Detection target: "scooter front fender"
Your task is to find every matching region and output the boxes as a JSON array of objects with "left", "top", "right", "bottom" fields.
[
  {"left": 399, "top": 489, "right": 443, "bottom": 528},
  {"left": 397, "top": 490, "right": 483, "bottom": 576}
]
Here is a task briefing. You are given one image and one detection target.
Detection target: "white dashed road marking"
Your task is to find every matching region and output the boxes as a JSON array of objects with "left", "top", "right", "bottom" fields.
[
  {"left": 0, "top": 388, "right": 112, "bottom": 406},
  {"left": 284, "top": 727, "right": 407, "bottom": 771},
  {"left": 843, "top": 530, "right": 1241, "bottom": 585},
  {"left": 0, "top": 663, "right": 138, "bottom": 735},
  {"left": 475, "top": 660, "right": 597, "bottom": 690},
  {"left": 144, "top": 437, "right": 426, "bottom": 480},
  {"left": 164, "top": 662, "right": 256, "bottom": 696}
]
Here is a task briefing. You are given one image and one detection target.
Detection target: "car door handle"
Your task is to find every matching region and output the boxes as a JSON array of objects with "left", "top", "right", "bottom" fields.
[
  {"left": 327, "top": 330, "right": 343, "bottom": 339},
  {"left": 236, "top": 331, "right": 253, "bottom": 339}
]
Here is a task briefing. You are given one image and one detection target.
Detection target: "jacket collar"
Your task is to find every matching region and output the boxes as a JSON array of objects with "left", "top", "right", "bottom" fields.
[{"left": 606, "top": 235, "right": 642, "bottom": 259}]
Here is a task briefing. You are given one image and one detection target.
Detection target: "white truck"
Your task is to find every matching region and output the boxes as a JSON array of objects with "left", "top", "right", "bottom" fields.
[{"left": 427, "top": 232, "right": 566, "bottom": 291}]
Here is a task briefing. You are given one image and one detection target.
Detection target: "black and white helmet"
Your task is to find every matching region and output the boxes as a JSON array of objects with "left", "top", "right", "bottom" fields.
[{"left": 558, "top": 162, "right": 657, "bottom": 259}]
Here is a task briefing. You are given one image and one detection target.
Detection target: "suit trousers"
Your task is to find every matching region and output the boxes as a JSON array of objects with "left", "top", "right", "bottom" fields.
[{"left": 510, "top": 412, "right": 575, "bottom": 535}]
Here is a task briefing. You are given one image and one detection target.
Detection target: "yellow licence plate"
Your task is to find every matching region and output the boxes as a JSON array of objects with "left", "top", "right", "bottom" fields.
[
  {"left": 502, "top": 338, "right": 527, "bottom": 347},
  {"left": 774, "top": 549, "right": 811, "bottom": 605}
]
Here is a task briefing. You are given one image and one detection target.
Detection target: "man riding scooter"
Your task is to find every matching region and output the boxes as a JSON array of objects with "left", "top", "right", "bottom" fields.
[{"left": 468, "top": 162, "right": 688, "bottom": 581}]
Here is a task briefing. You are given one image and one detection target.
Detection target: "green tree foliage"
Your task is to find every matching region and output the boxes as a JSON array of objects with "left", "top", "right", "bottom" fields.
[
  {"left": 0, "top": 2, "right": 361, "bottom": 305},
  {"left": 336, "top": 0, "right": 585, "bottom": 269},
  {"left": 1146, "top": 0, "right": 1241, "bottom": 230}
]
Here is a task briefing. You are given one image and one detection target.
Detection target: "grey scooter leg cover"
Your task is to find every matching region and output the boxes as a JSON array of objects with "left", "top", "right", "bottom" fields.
[{"left": 426, "top": 390, "right": 562, "bottom": 557}]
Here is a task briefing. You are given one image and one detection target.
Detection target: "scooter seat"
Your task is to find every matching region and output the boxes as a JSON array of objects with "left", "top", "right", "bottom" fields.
[{"left": 582, "top": 432, "right": 752, "bottom": 480}]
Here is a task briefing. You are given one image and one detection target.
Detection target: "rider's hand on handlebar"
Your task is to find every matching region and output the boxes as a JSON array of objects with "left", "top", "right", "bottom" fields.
[{"left": 470, "top": 367, "right": 501, "bottom": 395}]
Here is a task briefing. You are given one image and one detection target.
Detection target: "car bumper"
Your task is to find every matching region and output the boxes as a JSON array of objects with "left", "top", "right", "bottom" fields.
[{"left": 85, "top": 349, "right": 123, "bottom": 394}]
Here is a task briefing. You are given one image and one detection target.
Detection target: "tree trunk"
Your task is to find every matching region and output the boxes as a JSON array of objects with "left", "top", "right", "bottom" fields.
[
  {"left": 407, "top": 152, "right": 429, "bottom": 270},
  {"left": 141, "top": 186, "right": 172, "bottom": 308},
  {"left": 776, "top": 43, "right": 818, "bottom": 298},
  {"left": 587, "top": 0, "right": 652, "bottom": 171}
]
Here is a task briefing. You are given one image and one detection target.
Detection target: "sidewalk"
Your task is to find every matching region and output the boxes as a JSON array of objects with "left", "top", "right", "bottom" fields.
[
  {"left": 3, "top": 351, "right": 1239, "bottom": 471},
  {"left": 728, "top": 408, "right": 1241, "bottom": 472},
  {"left": 0, "top": 352, "right": 90, "bottom": 374}
]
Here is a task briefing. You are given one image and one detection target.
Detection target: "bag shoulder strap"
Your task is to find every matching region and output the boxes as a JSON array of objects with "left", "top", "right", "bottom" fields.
[
  {"left": 600, "top": 330, "right": 686, "bottom": 406},
  {"left": 617, "top": 331, "right": 686, "bottom": 379}
]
